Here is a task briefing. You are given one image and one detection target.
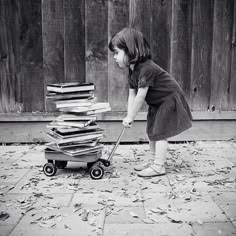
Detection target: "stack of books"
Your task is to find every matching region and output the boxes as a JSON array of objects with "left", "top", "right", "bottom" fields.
[{"left": 45, "top": 82, "right": 111, "bottom": 156}]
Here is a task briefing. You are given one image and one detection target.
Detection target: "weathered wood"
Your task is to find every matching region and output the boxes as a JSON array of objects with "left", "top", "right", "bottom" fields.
[
  {"left": 0, "top": 120, "right": 235, "bottom": 143},
  {"left": 85, "top": 0, "right": 108, "bottom": 102},
  {"left": 170, "top": 0, "right": 192, "bottom": 100},
  {"left": 42, "top": 0, "right": 64, "bottom": 111},
  {"left": 0, "top": 0, "right": 22, "bottom": 112},
  {"left": 129, "top": 0, "right": 150, "bottom": 112},
  {"left": 108, "top": 0, "right": 129, "bottom": 110},
  {"left": 190, "top": 0, "right": 213, "bottom": 111},
  {"left": 229, "top": 0, "right": 236, "bottom": 110},
  {"left": 1, "top": 111, "right": 236, "bottom": 121},
  {"left": 19, "top": 0, "right": 44, "bottom": 112},
  {"left": 151, "top": 0, "right": 172, "bottom": 71},
  {"left": 129, "top": 0, "right": 151, "bottom": 42},
  {"left": 64, "top": 0, "right": 85, "bottom": 83},
  {"left": 0, "top": 0, "right": 236, "bottom": 144},
  {"left": 210, "top": 0, "right": 234, "bottom": 111}
]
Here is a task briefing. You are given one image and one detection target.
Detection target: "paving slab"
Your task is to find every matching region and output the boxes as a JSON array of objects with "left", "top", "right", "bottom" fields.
[
  {"left": 138, "top": 175, "right": 172, "bottom": 193},
  {"left": 0, "top": 141, "right": 235, "bottom": 235},
  {"left": 71, "top": 190, "right": 143, "bottom": 208},
  {"left": 105, "top": 206, "right": 145, "bottom": 224},
  {"left": 10, "top": 168, "right": 82, "bottom": 194},
  {"left": 209, "top": 191, "right": 236, "bottom": 205},
  {"left": 220, "top": 204, "right": 236, "bottom": 222},
  {"left": 0, "top": 225, "right": 15, "bottom": 236},
  {"left": 0, "top": 182, "right": 18, "bottom": 194},
  {"left": 8, "top": 207, "right": 103, "bottom": 236},
  {"left": 0, "top": 168, "right": 30, "bottom": 184},
  {"left": 143, "top": 191, "right": 228, "bottom": 223},
  {"left": 168, "top": 173, "right": 236, "bottom": 192},
  {"left": 103, "top": 223, "right": 193, "bottom": 236},
  {"left": 0, "top": 153, "right": 20, "bottom": 165},
  {"left": 192, "top": 222, "right": 236, "bottom": 236},
  {"left": 0, "top": 196, "right": 24, "bottom": 225}
]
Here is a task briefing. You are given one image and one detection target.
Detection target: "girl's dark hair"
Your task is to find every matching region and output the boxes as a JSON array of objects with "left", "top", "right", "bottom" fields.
[{"left": 108, "top": 27, "right": 151, "bottom": 64}]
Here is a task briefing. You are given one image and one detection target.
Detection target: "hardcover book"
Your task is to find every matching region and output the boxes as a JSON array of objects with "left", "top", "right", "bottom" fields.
[
  {"left": 46, "top": 142, "right": 104, "bottom": 156},
  {"left": 47, "top": 82, "right": 95, "bottom": 93},
  {"left": 46, "top": 91, "right": 94, "bottom": 100},
  {"left": 59, "top": 103, "right": 111, "bottom": 113}
]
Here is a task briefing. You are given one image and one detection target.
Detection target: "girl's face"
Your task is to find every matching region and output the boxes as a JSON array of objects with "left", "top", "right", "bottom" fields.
[{"left": 113, "top": 46, "right": 129, "bottom": 68}]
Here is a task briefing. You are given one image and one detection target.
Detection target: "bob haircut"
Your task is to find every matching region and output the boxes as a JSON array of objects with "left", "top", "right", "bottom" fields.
[{"left": 109, "top": 27, "right": 151, "bottom": 65}]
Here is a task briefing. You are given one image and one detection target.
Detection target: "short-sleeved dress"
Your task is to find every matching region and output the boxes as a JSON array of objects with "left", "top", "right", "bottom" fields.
[{"left": 128, "top": 59, "right": 192, "bottom": 141}]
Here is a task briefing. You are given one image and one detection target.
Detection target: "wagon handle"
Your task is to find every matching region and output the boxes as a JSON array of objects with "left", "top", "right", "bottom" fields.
[{"left": 107, "top": 127, "right": 126, "bottom": 162}]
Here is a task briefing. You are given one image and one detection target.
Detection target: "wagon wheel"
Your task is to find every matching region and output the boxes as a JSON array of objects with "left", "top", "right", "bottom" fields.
[
  {"left": 55, "top": 160, "right": 67, "bottom": 169},
  {"left": 89, "top": 165, "right": 104, "bottom": 180},
  {"left": 43, "top": 163, "right": 57, "bottom": 177}
]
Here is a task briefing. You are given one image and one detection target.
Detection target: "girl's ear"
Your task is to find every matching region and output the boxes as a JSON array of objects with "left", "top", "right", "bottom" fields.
[{"left": 123, "top": 54, "right": 130, "bottom": 66}]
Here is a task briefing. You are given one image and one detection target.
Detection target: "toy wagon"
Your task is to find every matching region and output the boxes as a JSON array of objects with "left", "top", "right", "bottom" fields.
[
  {"left": 43, "top": 128, "right": 125, "bottom": 180},
  {"left": 43, "top": 148, "right": 111, "bottom": 179}
]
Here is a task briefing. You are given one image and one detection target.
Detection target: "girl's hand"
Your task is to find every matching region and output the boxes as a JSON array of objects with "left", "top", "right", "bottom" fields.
[{"left": 122, "top": 117, "right": 133, "bottom": 128}]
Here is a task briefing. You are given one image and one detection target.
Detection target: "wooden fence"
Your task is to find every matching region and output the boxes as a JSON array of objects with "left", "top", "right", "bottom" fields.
[{"left": 0, "top": 0, "right": 236, "bottom": 142}]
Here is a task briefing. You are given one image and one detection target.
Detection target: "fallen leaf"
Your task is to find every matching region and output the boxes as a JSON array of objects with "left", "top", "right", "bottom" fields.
[
  {"left": 130, "top": 211, "right": 139, "bottom": 218},
  {"left": 142, "top": 218, "right": 154, "bottom": 224},
  {"left": 88, "top": 217, "right": 96, "bottom": 226},
  {"left": 196, "top": 219, "right": 203, "bottom": 225},
  {"left": 151, "top": 179, "right": 161, "bottom": 184},
  {"left": 0, "top": 211, "right": 9, "bottom": 221},
  {"left": 167, "top": 216, "right": 183, "bottom": 224},
  {"left": 64, "top": 224, "right": 71, "bottom": 230},
  {"left": 81, "top": 209, "right": 89, "bottom": 221}
]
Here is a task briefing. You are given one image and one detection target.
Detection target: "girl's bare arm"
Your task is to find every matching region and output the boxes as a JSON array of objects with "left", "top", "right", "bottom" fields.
[
  {"left": 127, "top": 89, "right": 136, "bottom": 116},
  {"left": 127, "top": 86, "right": 148, "bottom": 120}
]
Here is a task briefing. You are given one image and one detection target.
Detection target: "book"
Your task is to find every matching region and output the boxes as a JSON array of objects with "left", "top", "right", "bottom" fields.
[
  {"left": 46, "top": 142, "right": 104, "bottom": 156},
  {"left": 55, "top": 97, "right": 97, "bottom": 108},
  {"left": 47, "top": 132, "right": 104, "bottom": 144},
  {"left": 56, "top": 137, "right": 102, "bottom": 148},
  {"left": 56, "top": 113, "right": 97, "bottom": 121},
  {"left": 51, "top": 124, "right": 100, "bottom": 134},
  {"left": 85, "top": 107, "right": 111, "bottom": 115},
  {"left": 59, "top": 103, "right": 111, "bottom": 113},
  {"left": 47, "top": 82, "right": 95, "bottom": 93},
  {"left": 46, "top": 91, "right": 94, "bottom": 100},
  {"left": 47, "top": 119, "right": 96, "bottom": 129},
  {"left": 48, "top": 128, "right": 105, "bottom": 140}
]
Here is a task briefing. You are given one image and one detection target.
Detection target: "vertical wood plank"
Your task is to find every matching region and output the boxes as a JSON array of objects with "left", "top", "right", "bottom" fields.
[
  {"left": 85, "top": 0, "right": 108, "bottom": 102},
  {"left": 42, "top": 0, "right": 64, "bottom": 111},
  {"left": 108, "top": 0, "right": 129, "bottom": 111},
  {"left": 129, "top": 0, "right": 151, "bottom": 43},
  {"left": 190, "top": 0, "right": 213, "bottom": 111},
  {"left": 129, "top": 0, "right": 151, "bottom": 112},
  {"left": 64, "top": 0, "right": 85, "bottom": 83},
  {"left": 0, "top": 0, "right": 22, "bottom": 112},
  {"left": 210, "top": 0, "right": 234, "bottom": 111},
  {"left": 170, "top": 0, "right": 192, "bottom": 101},
  {"left": 229, "top": 0, "right": 236, "bottom": 110},
  {"left": 19, "top": 0, "right": 44, "bottom": 112},
  {"left": 151, "top": 0, "right": 172, "bottom": 71}
]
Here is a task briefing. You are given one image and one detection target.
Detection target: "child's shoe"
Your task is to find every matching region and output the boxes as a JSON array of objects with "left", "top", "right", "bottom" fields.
[
  {"left": 134, "top": 162, "right": 150, "bottom": 171},
  {"left": 137, "top": 164, "right": 166, "bottom": 177}
]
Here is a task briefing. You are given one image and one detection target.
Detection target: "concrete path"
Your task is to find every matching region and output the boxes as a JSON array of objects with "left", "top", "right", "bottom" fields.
[{"left": 0, "top": 141, "right": 236, "bottom": 236}]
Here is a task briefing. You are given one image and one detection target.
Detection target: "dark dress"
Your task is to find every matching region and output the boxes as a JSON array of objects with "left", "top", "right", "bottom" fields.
[{"left": 128, "top": 59, "right": 192, "bottom": 141}]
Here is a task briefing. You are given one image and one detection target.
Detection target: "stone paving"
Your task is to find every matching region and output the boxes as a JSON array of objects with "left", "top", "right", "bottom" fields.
[{"left": 0, "top": 141, "right": 236, "bottom": 236}]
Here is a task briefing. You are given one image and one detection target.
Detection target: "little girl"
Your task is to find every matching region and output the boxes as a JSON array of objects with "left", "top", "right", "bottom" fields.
[{"left": 109, "top": 28, "right": 192, "bottom": 177}]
